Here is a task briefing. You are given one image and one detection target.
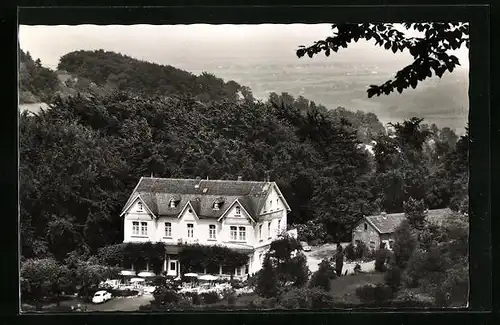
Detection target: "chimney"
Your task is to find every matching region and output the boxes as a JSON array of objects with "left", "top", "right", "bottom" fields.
[{"left": 237, "top": 176, "right": 242, "bottom": 181}]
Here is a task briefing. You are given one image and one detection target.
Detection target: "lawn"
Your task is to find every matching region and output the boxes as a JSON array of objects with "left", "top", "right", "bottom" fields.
[{"left": 329, "top": 272, "right": 385, "bottom": 304}]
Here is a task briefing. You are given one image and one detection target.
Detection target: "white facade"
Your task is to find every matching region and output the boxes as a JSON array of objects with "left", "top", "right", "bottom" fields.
[{"left": 122, "top": 182, "right": 289, "bottom": 276}]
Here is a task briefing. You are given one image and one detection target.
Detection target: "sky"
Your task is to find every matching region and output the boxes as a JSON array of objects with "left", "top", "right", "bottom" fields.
[{"left": 18, "top": 24, "right": 469, "bottom": 71}]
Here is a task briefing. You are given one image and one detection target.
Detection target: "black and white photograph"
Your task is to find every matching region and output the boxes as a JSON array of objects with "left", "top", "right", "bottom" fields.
[{"left": 18, "top": 13, "right": 470, "bottom": 312}]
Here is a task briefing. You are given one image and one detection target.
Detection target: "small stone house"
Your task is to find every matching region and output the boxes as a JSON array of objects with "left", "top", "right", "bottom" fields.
[{"left": 352, "top": 208, "right": 453, "bottom": 251}]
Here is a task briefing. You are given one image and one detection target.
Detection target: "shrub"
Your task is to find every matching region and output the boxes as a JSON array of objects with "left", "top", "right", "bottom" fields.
[
  {"left": 109, "top": 289, "right": 139, "bottom": 297},
  {"left": 289, "top": 252, "right": 310, "bottom": 286},
  {"left": 296, "top": 220, "right": 328, "bottom": 243},
  {"left": 374, "top": 248, "right": 389, "bottom": 272},
  {"left": 46, "top": 305, "right": 75, "bottom": 312},
  {"left": 184, "top": 292, "right": 201, "bottom": 305},
  {"left": 308, "top": 288, "right": 335, "bottom": 309},
  {"left": 278, "top": 287, "right": 309, "bottom": 309},
  {"left": 309, "top": 259, "right": 337, "bottom": 291},
  {"left": 384, "top": 266, "right": 402, "bottom": 293},
  {"left": 355, "top": 283, "right": 393, "bottom": 303},
  {"left": 200, "top": 291, "right": 219, "bottom": 304},
  {"left": 230, "top": 279, "right": 245, "bottom": 289},
  {"left": 151, "top": 283, "right": 180, "bottom": 306},
  {"left": 176, "top": 298, "right": 195, "bottom": 310},
  {"left": 355, "top": 241, "right": 369, "bottom": 260},
  {"left": 344, "top": 243, "right": 356, "bottom": 261},
  {"left": 250, "top": 297, "right": 277, "bottom": 309},
  {"left": 138, "top": 304, "right": 152, "bottom": 311},
  {"left": 434, "top": 263, "right": 469, "bottom": 307},
  {"left": 255, "top": 255, "right": 278, "bottom": 298},
  {"left": 227, "top": 291, "right": 237, "bottom": 306},
  {"left": 392, "top": 220, "right": 418, "bottom": 269},
  {"left": 245, "top": 271, "right": 260, "bottom": 288}
]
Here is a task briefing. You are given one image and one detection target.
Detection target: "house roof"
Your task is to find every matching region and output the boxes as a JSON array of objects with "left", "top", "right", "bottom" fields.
[
  {"left": 365, "top": 208, "right": 454, "bottom": 234},
  {"left": 120, "top": 177, "right": 290, "bottom": 220}
]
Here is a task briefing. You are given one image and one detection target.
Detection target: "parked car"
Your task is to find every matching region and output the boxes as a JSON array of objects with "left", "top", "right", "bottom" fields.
[
  {"left": 92, "top": 290, "right": 112, "bottom": 304},
  {"left": 300, "top": 241, "right": 312, "bottom": 252}
]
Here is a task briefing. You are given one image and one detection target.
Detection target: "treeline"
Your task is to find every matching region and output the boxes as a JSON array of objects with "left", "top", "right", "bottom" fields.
[
  {"left": 19, "top": 49, "right": 59, "bottom": 104},
  {"left": 57, "top": 50, "right": 253, "bottom": 102}
]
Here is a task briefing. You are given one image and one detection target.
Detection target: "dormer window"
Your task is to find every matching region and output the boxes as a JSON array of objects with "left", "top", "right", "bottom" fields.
[
  {"left": 137, "top": 201, "right": 143, "bottom": 211},
  {"left": 364, "top": 223, "right": 368, "bottom": 231},
  {"left": 169, "top": 195, "right": 181, "bottom": 208},
  {"left": 213, "top": 197, "right": 225, "bottom": 210},
  {"left": 235, "top": 206, "right": 241, "bottom": 215}
]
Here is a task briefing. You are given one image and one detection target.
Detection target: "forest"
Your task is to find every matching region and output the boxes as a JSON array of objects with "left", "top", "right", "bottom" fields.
[{"left": 19, "top": 49, "right": 468, "bottom": 261}]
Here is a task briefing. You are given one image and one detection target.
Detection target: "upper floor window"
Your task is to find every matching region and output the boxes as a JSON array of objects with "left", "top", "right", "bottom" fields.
[
  {"left": 165, "top": 222, "right": 172, "bottom": 237},
  {"left": 238, "top": 227, "right": 246, "bottom": 241},
  {"left": 230, "top": 226, "right": 237, "bottom": 241},
  {"left": 169, "top": 199, "right": 176, "bottom": 208},
  {"left": 364, "top": 223, "right": 368, "bottom": 231},
  {"left": 140, "top": 222, "right": 147, "bottom": 236},
  {"left": 259, "top": 224, "right": 263, "bottom": 239},
  {"left": 267, "top": 221, "right": 271, "bottom": 238},
  {"left": 269, "top": 200, "right": 273, "bottom": 210},
  {"left": 132, "top": 221, "right": 140, "bottom": 235},
  {"left": 276, "top": 199, "right": 279, "bottom": 207},
  {"left": 235, "top": 206, "right": 241, "bottom": 215},
  {"left": 209, "top": 224, "right": 216, "bottom": 239},
  {"left": 187, "top": 223, "right": 194, "bottom": 238},
  {"left": 277, "top": 219, "right": 281, "bottom": 233},
  {"left": 137, "top": 201, "right": 143, "bottom": 211}
]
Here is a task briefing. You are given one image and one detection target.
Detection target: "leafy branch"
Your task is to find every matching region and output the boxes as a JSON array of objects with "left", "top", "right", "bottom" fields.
[{"left": 297, "top": 22, "right": 469, "bottom": 97}]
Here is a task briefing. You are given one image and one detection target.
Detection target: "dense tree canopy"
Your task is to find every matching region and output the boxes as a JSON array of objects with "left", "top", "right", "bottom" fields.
[
  {"left": 297, "top": 22, "right": 469, "bottom": 97},
  {"left": 57, "top": 50, "right": 247, "bottom": 102},
  {"left": 20, "top": 50, "right": 468, "bottom": 260},
  {"left": 19, "top": 49, "right": 59, "bottom": 103}
]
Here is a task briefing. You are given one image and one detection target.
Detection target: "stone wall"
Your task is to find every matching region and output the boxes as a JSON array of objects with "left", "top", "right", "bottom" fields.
[{"left": 352, "top": 220, "right": 381, "bottom": 250}]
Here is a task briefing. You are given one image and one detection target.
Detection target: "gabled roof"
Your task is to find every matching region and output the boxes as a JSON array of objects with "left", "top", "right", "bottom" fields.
[
  {"left": 120, "top": 177, "right": 290, "bottom": 221},
  {"left": 217, "top": 198, "right": 256, "bottom": 223},
  {"left": 364, "top": 208, "right": 453, "bottom": 234}
]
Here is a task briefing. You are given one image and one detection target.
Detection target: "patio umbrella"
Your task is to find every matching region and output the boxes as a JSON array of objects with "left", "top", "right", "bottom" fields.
[
  {"left": 130, "top": 277, "right": 145, "bottom": 283},
  {"left": 184, "top": 273, "right": 198, "bottom": 277},
  {"left": 198, "top": 274, "right": 218, "bottom": 281},
  {"left": 138, "top": 271, "right": 156, "bottom": 277}
]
